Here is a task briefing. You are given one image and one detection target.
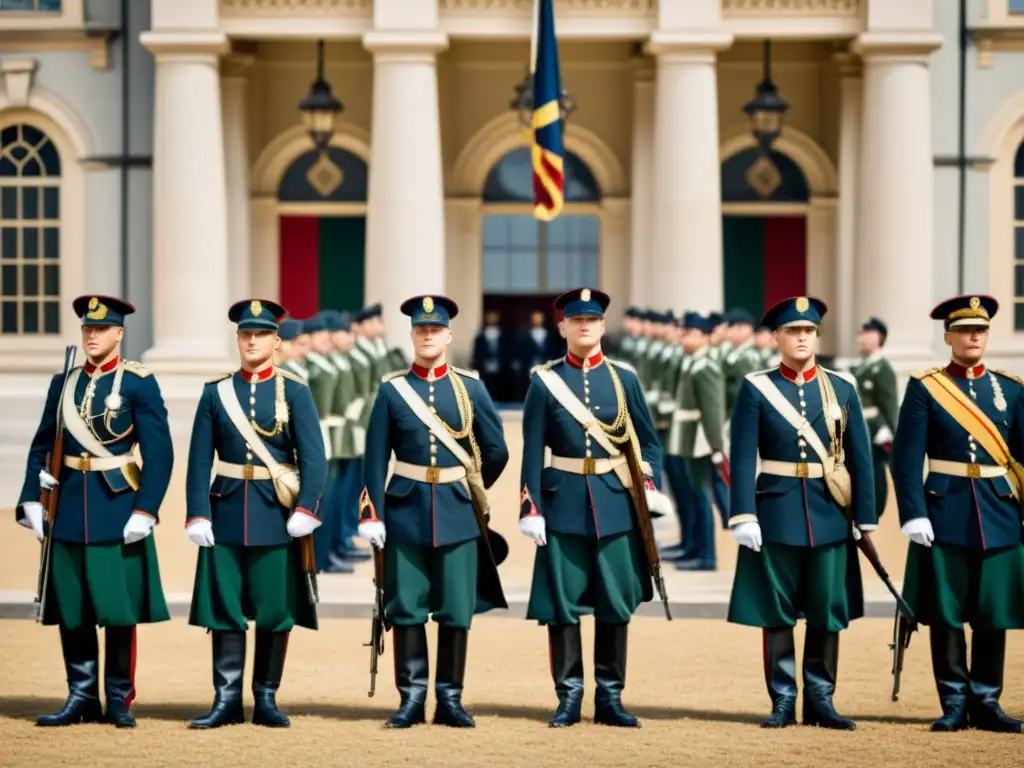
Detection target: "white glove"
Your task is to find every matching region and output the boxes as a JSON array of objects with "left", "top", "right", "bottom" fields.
[
  {"left": 732, "top": 521, "right": 762, "bottom": 552},
  {"left": 519, "top": 515, "right": 547, "bottom": 546},
  {"left": 901, "top": 517, "right": 934, "bottom": 548},
  {"left": 19, "top": 501, "right": 45, "bottom": 539},
  {"left": 873, "top": 426, "right": 894, "bottom": 446},
  {"left": 187, "top": 518, "right": 215, "bottom": 548},
  {"left": 123, "top": 512, "right": 155, "bottom": 544},
  {"left": 286, "top": 511, "right": 322, "bottom": 538},
  {"left": 711, "top": 451, "right": 724, "bottom": 465},
  {"left": 358, "top": 520, "right": 386, "bottom": 549},
  {"left": 38, "top": 469, "right": 59, "bottom": 490}
]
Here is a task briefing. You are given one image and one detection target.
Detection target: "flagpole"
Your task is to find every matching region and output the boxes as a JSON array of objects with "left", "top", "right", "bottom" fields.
[{"left": 529, "top": 0, "right": 540, "bottom": 75}]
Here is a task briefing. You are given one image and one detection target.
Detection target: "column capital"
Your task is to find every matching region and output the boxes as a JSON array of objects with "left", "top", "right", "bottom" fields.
[
  {"left": 630, "top": 53, "right": 655, "bottom": 84},
  {"left": 852, "top": 31, "right": 943, "bottom": 61},
  {"left": 140, "top": 31, "right": 229, "bottom": 59},
  {"left": 645, "top": 30, "right": 733, "bottom": 62},
  {"left": 362, "top": 30, "right": 448, "bottom": 60},
  {"left": 831, "top": 50, "right": 862, "bottom": 79},
  {"left": 221, "top": 52, "right": 256, "bottom": 80}
]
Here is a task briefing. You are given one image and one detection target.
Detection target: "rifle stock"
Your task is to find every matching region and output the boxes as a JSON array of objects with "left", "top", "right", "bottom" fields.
[
  {"left": 889, "top": 607, "right": 918, "bottom": 702},
  {"left": 622, "top": 424, "right": 671, "bottom": 620},
  {"left": 366, "top": 546, "right": 388, "bottom": 697},
  {"left": 299, "top": 535, "right": 318, "bottom": 605}
]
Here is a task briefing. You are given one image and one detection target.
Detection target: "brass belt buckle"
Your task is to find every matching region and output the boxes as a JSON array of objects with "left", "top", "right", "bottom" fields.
[
  {"left": 583, "top": 457, "right": 596, "bottom": 475},
  {"left": 243, "top": 464, "right": 255, "bottom": 481},
  {"left": 426, "top": 466, "right": 441, "bottom": 484},
  {"left": 966, "top": 463, "right": 981, "bottom": 480},
  {"left": 794, "top": 462, "right": 809, "bottom": 479},
  {"left": 79, "top": 453, "right": 91, "bottom": 472}
]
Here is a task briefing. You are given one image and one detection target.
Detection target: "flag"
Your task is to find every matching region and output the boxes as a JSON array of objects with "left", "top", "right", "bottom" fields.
[{"left": 530, "top": 0, "right": 564, "bottom": 222}]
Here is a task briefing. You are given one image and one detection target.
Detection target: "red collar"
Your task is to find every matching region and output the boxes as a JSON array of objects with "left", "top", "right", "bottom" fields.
[
  {"left": 411, "top": 362, "right": 448, "bottom": 380},
  {"left": 84, "top": 355, "right": 119, "bottom": 376},
  {"left": 946, "top": 361, "right": 986, "bottom": 379},
  {"left": 240, "top": 366, "right": 275, "bottom": 383},
  {"left": 779, "top": 363, "right": 817, "bottom": 384},
  {"left": 566, "top": 350, "right": 604, "bottom": 369}
]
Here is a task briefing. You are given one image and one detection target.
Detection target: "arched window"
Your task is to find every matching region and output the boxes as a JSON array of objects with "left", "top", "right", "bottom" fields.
[
  {"left": 278, "top": 147, "right": 367, "bottom": 202},
  {"left": 0, "top": 123, "right": 61, "bottom": 335},
  {"left": 481, "top": 148, "right": 601, "bottom": 295},
  {"left": 721, "top": 147, "right": 810, "bottom": 203},
  {"left": 1013, "top": 141, "right": 1024, "bottom": 330}
]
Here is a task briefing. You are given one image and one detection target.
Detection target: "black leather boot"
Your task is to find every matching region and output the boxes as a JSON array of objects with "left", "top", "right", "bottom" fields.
[
  {"left": 593, "top": 622, "right": 639, "bottom": 727},
  {"left": 386, "top": 624, "right": 428, "bottom": 729},
  {"left": 929, "top": 627, "right": 969, "bottom": 732},
  {"left": 548, "top": 623, "right": 584, "bottom": 728},
  {"left": 103, "top": 626, "right": 137, "bottom": 728},
  {"left": 433, "top": 625, "right": 474, "bottom": 727},
  {"left": 189, "top": 631, "right": 246, "bottom": 729},
  {"left": 37, "top": 626, "right": 103, "bottom": 727},
  {"left": 968, "top": 629, "right": 1023, "bottom": 733},
  {"left": 802, "top": 628, "right": 855, "bottom": 730},
  {"left": 252, "top": 630, "right": 291, "bottom": 727},
  {"left": 761, "top": 628, "right": 797, "bottom": 728}
]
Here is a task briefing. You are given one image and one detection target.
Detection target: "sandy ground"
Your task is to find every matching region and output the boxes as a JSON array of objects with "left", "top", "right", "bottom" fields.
[{"left": 1, "top": 618, "right": 1022, "bottom": 768}]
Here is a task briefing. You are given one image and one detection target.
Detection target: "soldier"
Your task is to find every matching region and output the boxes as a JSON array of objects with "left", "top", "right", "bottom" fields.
[
  {"left": 275, "top": 318, "right": 304, "bottom": 376},
  {"left": 722, "top": 309, "right": 763, "bottom": 414},
  {"left": 726, "top": 296, "right": 875, "bottom": 730},
  {"left": 16, "top": 295, "right": 174, "bottom": 728},
  {"left": 284, "top": 320, "right": 311, "bottom": 380},
  {"left": 667, "top": 312, "right": 727, "bottom": 571},
  {"left": 753, "top": 324, "right": 779, "bottom": 367},
  {"left": 850, "top": 318, "right": 898, "bottom": 520},
  {"left": 185, "top": 298, "right": 327, "bottom": 729},
  {"left": 892, "top": 295, "right": 1024, "bottom": 733},
  {"left": 517, "top": 309, "right": 560, "bottom": 400},
  {"left": 615, "top": 306, "right": 643, "bottom": 367},
  {"left": 358, "top": 294, "right": 509, "bottom": 729},
  {"left": 354, "top": 305, "right": 389, "bottom": 386},
  {"left": 471, "top": 309, "right": 510, "bottom": 402},
  {"left": 519, "top": 288, "right": 664, "bottom": 729}
]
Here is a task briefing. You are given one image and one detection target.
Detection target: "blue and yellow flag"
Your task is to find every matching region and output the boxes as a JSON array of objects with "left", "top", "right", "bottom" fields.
[{"left": 530, "top": 0, "right": 565, "bottom": 222}]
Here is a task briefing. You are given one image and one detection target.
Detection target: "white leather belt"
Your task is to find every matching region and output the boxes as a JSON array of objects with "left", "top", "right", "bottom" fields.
[
  {"left": 344, "top": 398, "right": 365, "bottom": 420},
  {"left": 861, "top": 406, "right": 880, "bottom": 419},
  {"left": 928, "top": 459, "right": 1007, "bottom": 480},
  {"left": 550, "top": 455, "right": 626, "bottom": 475},
  {"left": 392, "top": 461, "right": 466, "bottom": 484},
  {"left": 216, "top": 461, "right": 295, "bottom": 481},
  {"left": 64, "top": 454, "right": 136, "bottom": 472},
  {"left": 759, "top": 459, "right": 826, "bottom": 479},
  {"left": 323, "top": 415, "right": 346, "bottom": 427},
  {"left": 672, "top": 409, "right": 701, "bottom": 422}
]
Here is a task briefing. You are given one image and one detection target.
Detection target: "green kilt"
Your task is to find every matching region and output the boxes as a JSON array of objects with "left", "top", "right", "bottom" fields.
[
  {"left": 385, "top": 537, "right": 495, "bottom": 629},
  {"left": 902, "top": 541, "right": 1024, "bottom": 630},
  {"left": 45, "top": 538, "right": 169, "bottom": 630},
  {"left": 727, "top": 540, "right": 863, "bottom": 631},
  {"left": 189, "top": 543, "right": 317, "bottom": 632},
  {"left": 526, "top": 529, "right": 651, "bottom": 626}
]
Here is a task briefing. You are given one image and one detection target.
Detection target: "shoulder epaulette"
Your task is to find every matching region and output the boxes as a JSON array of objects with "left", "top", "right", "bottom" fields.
[
  {"left": 529, "top": 358, "right": 561, "bottom": 377},
  {"left": 451, "top": 366, "right": 479, "bottom": 380},
  {"left": 822, "top": 366, "right": 857, "bottom": 387},
  {"left": 608, "top": 358, "right": 636, "bottom": 374},
  {"left": 122, "top": 360, "right": 152, "bottom": 378},
  {"left": 276, "top": 367, "right": 308, "bottom": 386},
  {"left": 381, "top": 368, "right": 409, "bottom": 383},
  {"left": 206, "top": 372, "right": 233, "bottom": 385},
  {"left": 992, "top": 369, "right": 1024, "bottom": 386},
  {"left": 910, "top": 367, "right": 943, "bottom": 380}
]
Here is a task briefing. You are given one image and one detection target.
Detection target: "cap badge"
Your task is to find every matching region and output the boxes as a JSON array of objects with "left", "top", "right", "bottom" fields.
[
  {"left": 581, "top": 288, "right": 592, "bottom": 302},
  {"left": 86, "top": 298, "right": 108, "bottom": 321},
  {"left": 795, "top": 297, "right": 809, "bottom": 313},
  {"left": 969, "top": 296, "right": 981, "bottom": 311},
  {"left": 250, "top": 300, "right": 263, "bottom": 318},
  {"left": 423, "top": 296, "right": 434, "bottom": 313}
]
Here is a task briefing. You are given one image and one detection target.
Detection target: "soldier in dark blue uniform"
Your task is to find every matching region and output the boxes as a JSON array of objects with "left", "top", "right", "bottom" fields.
[
  {"left": 892, "top": 294, "right": 1024, "bottom": 733},
  {"left": 726, "top": 296, "right": 875, "bottom": 730},
  {"left": 185, "top": 299, "right": 327, "bottom": 729},
  {"left": 519, "top": 288, "right": 663, "bottom": 729},
  {"left": 16, "top": 295, "right": 174, "bottom": 728},
  {"left": 471, "top": 309, "right": 511, "bottom": 402},
  {"left": 359, "top": 294, "right": 509, "bottom": 729}
]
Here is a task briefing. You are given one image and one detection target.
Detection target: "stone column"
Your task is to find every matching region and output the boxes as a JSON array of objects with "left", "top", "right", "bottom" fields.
[
  {"left": 833, "top": 53, "right": 861, "bottom": 359},
  {"left": 807, "top": 197, "right": 839, "bottom": 354},
  {"left": 629, "top": 59, "right": 655, "bottom": 308},
  {"left": 647, "top": 31, "right": 732, "bottom": 314},
  {"left": 602, "top": 198, "right": 632, "bottom": 329},
  {"left": 363, "top": 30, "right": 448, "bottom": 353},
  {"left": 250, "top": 195, "right": 279, "bottom": 302},
  {"left": 221, "top": 53, "right": 254, "bottom": 306},
  {"left": 853, "top": 32, "right": 942, "bottom": 369},
  {"left": 140, "top": 31, "right": 233, "bottom": 372},
  {"left": 444, "top": 197, "right": 482, "bottom": 367}
]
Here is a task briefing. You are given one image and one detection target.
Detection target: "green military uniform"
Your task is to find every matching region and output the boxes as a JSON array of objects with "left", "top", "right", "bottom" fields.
[
  {"left": 892, "top": 294, "right": 1024, "bottom": 733},
  {"left": 185, "top": 299, "right": 327, "bottom": 729},
  {"left": 849, "top": 319, "right": 899, "bottom": 521},
  {"left": 16, "top": 295, "right": 173, "bottom": 729}
]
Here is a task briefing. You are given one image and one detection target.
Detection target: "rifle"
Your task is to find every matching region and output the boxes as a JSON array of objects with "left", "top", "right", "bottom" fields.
[
  {"left": 35, "top": 345, "right": 78, "bottom": 624},
  {"left": 852, "top": 527, "right": 916, "bottom": 622},
  {"left": 889, "top": 606, "right": 918, "bottom": 702},
  {"left": 622, "top": 422, "right": 671, "bottom": 620},
  {"left": 365, "top": 545, "right": 389, "bottom": 697},
  {"left": 299, "top": 535, "right": 319, "bottom": 605}
]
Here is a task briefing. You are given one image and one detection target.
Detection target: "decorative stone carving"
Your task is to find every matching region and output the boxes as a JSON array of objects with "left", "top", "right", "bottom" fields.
[
  {"left": 220, "top": 0, "right": 370, "bottom": 14},
  {"left": 723, "top": 0, "right": 859, "bottom": 15},
  {"left": 439, "top": 0, "right": 655, "bottom": 12}
]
